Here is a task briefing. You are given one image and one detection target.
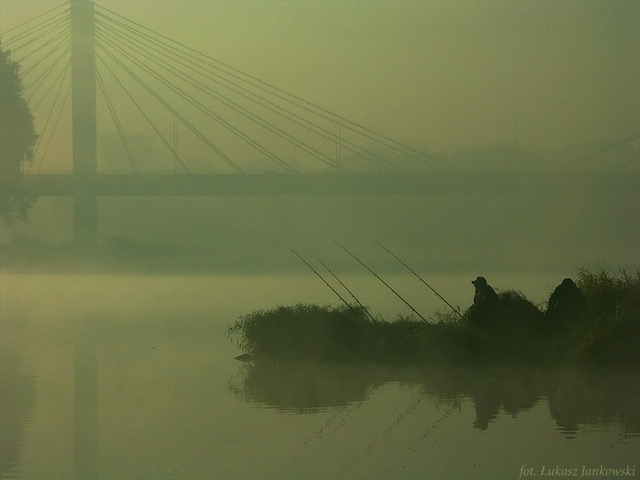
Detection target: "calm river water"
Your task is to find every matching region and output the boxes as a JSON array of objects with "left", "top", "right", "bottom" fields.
[{"left": 1, "top": 273, "right": 638, "bottom": 480}]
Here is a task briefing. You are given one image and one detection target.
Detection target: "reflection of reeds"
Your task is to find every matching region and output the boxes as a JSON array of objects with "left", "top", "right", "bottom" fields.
[
  {"left": 230, "top": 361, "right": 640, "bottom": 435},
  {"left": 228, "top": 268, "right": 640, "bottom": 366}
]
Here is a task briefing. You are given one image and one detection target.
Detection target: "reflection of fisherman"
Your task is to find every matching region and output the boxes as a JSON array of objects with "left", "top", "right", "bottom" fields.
[
  {"left": 546, "top": 278, "right": 586, "bottom": 321},
  {"left": 468, "top": 276, "right": 500, "bottom": 329}
]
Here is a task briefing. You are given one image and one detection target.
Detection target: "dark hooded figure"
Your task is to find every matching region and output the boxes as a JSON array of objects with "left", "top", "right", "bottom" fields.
[
  {"left": 546, "top": 278, "right": 586, "bottom": 322},
  {"left": 468, "top": 276, "right": 501, "bottom": 329}
]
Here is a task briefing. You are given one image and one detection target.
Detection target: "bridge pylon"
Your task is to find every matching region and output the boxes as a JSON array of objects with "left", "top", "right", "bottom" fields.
[{"left": 70, "top": 0, "right": 98, "bottom": 245}]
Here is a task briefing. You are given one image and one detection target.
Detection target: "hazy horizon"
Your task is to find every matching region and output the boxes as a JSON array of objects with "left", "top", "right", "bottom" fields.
[
  {"left": 1, "top": 0, "right": 638, "bottom": 162},
  {"left": 1, "top": 5, "right": 639, "bottom": 478},
  {"left": 1, "top": 1, "right": 638, "bottom": 272}
]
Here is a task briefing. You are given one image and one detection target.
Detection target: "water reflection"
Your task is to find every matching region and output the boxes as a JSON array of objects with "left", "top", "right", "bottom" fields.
[
  {"left": 1, "top": 307, "right": 637, "bottom": 478},
  {"left": 73, "top": 319, "right": 99, "bottom": 480},
  {"left": 231, "top": 362, "right": 640, "bottom": 436},
  {"left": 2, "top": 272, "right": 637, "bottom": 479},
  {"left": 0, "top": 346, "right": 37, "bottom": 479},
  {"left": 229, "top": 361, "right": 380, "bottom": 413},
  {"left": 546, "top": 369, "right": 640, "bottom": 438}
]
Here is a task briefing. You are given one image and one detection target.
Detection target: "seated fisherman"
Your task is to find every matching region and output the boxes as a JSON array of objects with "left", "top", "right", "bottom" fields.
[
  {"left": 468, "top": 276, "right": 501, "bottom": 329},
  {"left": 546, "top": 278, "right": 586, "bottom": 322}
]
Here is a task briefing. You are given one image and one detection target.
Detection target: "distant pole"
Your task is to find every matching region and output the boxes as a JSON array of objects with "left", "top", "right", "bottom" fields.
[
  {"left": 173, "top": 118, "right": 179, "bottom": 174},
  {"left": 335, "top": 122, "right": 342, "bottom": 167},
  {"left": 71, "top": 0, "right": 98, "bottom": 245}
]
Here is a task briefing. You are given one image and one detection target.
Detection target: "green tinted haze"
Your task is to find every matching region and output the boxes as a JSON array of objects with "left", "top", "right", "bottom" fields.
[
  {"left": 2, "top": 0, "right": 639, "bottom": 154},
  {"left": 1, "top": 1, "right": 638, "bottom": 272}
]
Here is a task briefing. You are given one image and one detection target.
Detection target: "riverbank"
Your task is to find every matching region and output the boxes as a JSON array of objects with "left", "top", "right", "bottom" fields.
[
  {"left": 227, "top": 268, "right": 640, "bottom": 367},
  {"left": 0, "top": 238, "right": 260, "bottom": 274},
  {"left": 0, "top": 237, "right": 587, "bottom": 275}
]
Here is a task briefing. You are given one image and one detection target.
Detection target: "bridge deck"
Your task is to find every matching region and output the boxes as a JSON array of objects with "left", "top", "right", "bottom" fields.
[{"left": 22, "top": 172, "right": 639, "bottom": 197}]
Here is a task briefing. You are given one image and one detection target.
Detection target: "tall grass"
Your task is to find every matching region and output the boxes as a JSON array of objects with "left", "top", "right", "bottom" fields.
[
  {"left": 228, "top": 267, "right": 640, "bottom": 366},
  {"left": 227, "top": 303, "right": 484, "bottom": 364},
  {"left": 572, "top": 267, "right": 640, "bottom": 365},
  {"left": 577, "top": 267, "right": 640, "bottom": 320},
  {"left": 227, "top": 304, "right": 371, "bottom": 362}
]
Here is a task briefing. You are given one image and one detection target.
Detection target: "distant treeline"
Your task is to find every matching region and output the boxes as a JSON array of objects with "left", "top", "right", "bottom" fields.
[
  {"left": 0, "top": 237, "right": 282, "bottom": 273},
  {"left": 228, "top": 267, "right": 640, "bottom": 367}
]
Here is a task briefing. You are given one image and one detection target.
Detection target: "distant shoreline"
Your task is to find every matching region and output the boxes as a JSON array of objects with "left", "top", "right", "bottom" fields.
[
  {"left": 228, "top": 267, "right": 640, "bottom": 368},
  {"left": 228, "top": 298, "right": 640, "bottom": 368},
  {"left": 0, "top": 239, "right": 616, "bottom": 276}
]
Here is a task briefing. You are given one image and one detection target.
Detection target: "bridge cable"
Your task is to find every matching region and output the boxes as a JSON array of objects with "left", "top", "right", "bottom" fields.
[
  {"left": 2, "top": 12, "right": 70, "bottom": 174},
  {"left": 94, "top": 4, "right": 437, "bottom": 170},
  {"left": 23, "top": 41, "right": 70, "bottom": 97},
  {"left": 5, "top": 15, "right": 69, "bottom": 61},
  {"left": 96, "top": 68, "right": 139, "bottom": 173},
  {"left": 96, "top": 23, "right": 296, "bottom": 173},
  {"left": 17, "top": 25, "right": 69, "bottom": 78},
  {"left": 29, "top": 60, "right": 69, "bottom": 172},
  {"left": 0, "top": 1, "right": 68, "bottom": 39},
  {"left": 34, "top": 80, "right": 70, "bottom": 173},
  {"left": 612, "top": 155, "right": 640, "bottom": 172},
  {"left": 97, "top": 28, "right": 294, "bottom": 173},
  {"left": 96, "top": 43, "right": 238, "bottom": 174},
  {"left": 94, "top": 4, "right": 447, "bottom": 172},
  {"left": 28, "top": 48, "right": 70, "bottom": 113},
  {"left": 25, "top": 44, "right": 70, "bottom": 108},
  {"left": 95, "top": 50, "right": 194, "bottom": 174},
  {"left": 21, "top": 36, "right": 70, "bottom": 102},
  {"left": 27, "top": 61, "right": 70, "bottom": 173},
  {"left": 571, "top": 132, "right": 640, "bottom": 166},
  {"left": 4, "top": 11, "right": 66, "bottom": 62},
  {"left": 95, "top": 7, "right": 404, "bottom": 172},
  {"left": 95, "top": 19, "right": 344, "bottom": 172},
  {"left": 95, "top": 10, "right": 377, "bottom": 169},
  {"left": 97, "top": 18, "right": 345, "bottom": 172},
  {"left": 94, "top": 9, "right": 402, "bottom": 172},
  {"left": 97, "top": 10, "right": 399, "bottom": 172}
]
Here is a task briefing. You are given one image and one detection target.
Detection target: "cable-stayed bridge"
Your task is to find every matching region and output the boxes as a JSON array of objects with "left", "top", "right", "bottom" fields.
[{"left": 2, "top": 1, "right": 638, "bottom": 244}]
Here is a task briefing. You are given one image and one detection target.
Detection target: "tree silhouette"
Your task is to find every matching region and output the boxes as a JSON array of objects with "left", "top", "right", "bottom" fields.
[{"left": 0, "top": 47, "right": 37, "bottom": 223}]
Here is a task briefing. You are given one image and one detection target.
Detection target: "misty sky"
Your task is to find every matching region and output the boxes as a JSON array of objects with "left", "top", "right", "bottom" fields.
[
  {"left": 2, "top": 0, "right": 639, "bottom": 156},
  {"left": 1, "top": 0, "right": 639, "bottom": 267}
]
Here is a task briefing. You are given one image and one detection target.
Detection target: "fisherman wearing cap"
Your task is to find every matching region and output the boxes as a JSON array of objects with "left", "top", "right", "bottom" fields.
[
  {"left": 546, "top": 278, "right": 586, "bottom": 324},
  {"left": 468, "top": 276, "right": 501, "bottom": 329}
]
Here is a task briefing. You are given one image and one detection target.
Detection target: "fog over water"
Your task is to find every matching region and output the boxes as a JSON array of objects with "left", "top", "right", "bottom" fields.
[
  {"left": 2, "top": 0, "right": 639, "bottom": 154},
  {"left": 2, "top": 274, "right": 640, "bottom": 479},
  {"left": 1, "top": 2, "right": 639, "bottom": 479},
  {"left": 5, "top": 191, "right": 639, "bottom": 276},
  {"left": 1, "top": 0, "right": 639, "bottom": 275}
]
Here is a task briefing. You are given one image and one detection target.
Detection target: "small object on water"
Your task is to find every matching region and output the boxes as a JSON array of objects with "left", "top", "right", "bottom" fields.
[{"left": 234, "top": 353, "right": 256, "bottom": 362}]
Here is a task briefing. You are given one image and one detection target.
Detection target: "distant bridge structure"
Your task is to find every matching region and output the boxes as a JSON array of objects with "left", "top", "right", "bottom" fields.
[{"left": 2, "top": 1, "right": 638, "bottom": 244}]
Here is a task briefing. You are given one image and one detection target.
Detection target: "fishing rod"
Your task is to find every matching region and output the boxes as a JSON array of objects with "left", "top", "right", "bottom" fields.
[
  {"left": 290, "top": 249, "right": 352, "bottom": 309},
  {"left": 331, "top": 239, "right": 429, "bottom": 323},
  {"left": 374, "top": 241, "right": 464, "bottom": 320},
  {"left": 305, "top": 250, "right": 377, "bottom": 322}
]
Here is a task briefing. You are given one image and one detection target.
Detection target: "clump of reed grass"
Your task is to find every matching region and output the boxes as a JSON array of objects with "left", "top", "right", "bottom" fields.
[
  {"left": 227, "top": 303, "right": 371, "bottom": 362},
  {"left": 227, "top": 304, "right": 481, "bottom": 365},
  {"left": 227, "top": 267, "right": 639, "bottom": 366},
  {"left": 576, "top": 266, "right": 640, "bottom": 321},
  {"left": 572, "top": 267, "right": 640, "bottom": 366},
  {"left": 430, "top": 308, "right": 464, "bottom": 326}
]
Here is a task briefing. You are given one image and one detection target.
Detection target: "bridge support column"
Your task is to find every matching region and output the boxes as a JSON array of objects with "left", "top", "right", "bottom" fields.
[
  {"left": 73, "top": 186, "right": 98, "bottom": 246},
  {"left": 71, "top": 0, "right": 98, "bottom": 245}
]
